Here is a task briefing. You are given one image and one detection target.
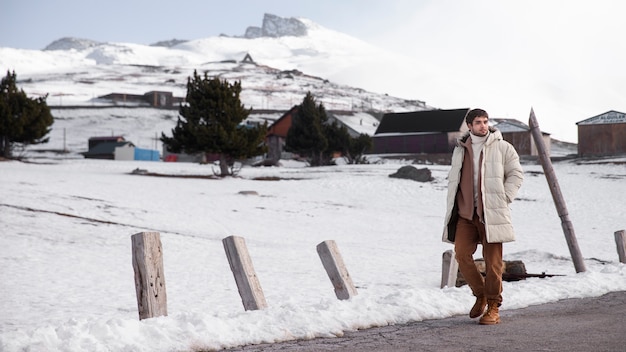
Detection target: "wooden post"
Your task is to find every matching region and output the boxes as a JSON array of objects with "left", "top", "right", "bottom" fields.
[
  {"left": 529, "top": 108, "right": 586, "bottom": 273},
  {"left": 615, "top": 230, "right": 626, "bottom": 263},
  {"left": 222, "top": 235, "right": 267, "bottom": 311},
  {"left": 441, "top": 250, "right": 458, "bottom": 288},
  {"left": 317, "top": 240, "right": 358, "bottom": 300},
  {"left": 131, "top": 232, "right": 167, "bottom": 320}
]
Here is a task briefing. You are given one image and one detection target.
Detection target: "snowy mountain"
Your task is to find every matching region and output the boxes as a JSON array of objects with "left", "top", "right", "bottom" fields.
[
  {"left": 0, "top": 14, "right": 431, "bottom": 113},
  {"left": 1, "top": 14, "right": 442, "bottom": 158},
  {"left": 43, "top": 37, "right": 103, "bottom": 51}
]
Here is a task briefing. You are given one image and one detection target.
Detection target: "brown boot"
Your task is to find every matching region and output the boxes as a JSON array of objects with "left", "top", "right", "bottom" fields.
[
  {"left": 479, "top": 300, "right": 500, "bottom": 325},
  {"left": 469, "top": 296, "right": 487, "bottom": 318}
]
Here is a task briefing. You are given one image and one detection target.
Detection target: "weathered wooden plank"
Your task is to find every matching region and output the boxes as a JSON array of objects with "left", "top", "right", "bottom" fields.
[
  {"left": 317, "top": 240, "right": 358, "bottom": 300},
  {"left": 131, "top": 232, "right": 167, "bottom": 320},
  {"left": 222, "top": 235, "right": 267, "bottom": 311},
  {"left": 441, "top": 249, "right": 458, "bottom": 288},
  {"left": 529, "top": 108, "right": 586, "bottom": 273},
  {"left": 615, "top": 230, "right": 626, "bottom": 263}
]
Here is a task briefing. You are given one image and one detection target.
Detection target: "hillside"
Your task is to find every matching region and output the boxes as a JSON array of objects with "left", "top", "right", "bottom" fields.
[{"left": 1, "top": 14, "right": 432, "bottom": 113}]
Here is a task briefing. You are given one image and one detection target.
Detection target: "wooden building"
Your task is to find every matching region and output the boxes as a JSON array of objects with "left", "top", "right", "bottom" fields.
[
  {"left": 371, "top": 108, "right": 469, "bottom": 155},
  {"left": 264, "top": 107, "right": 381, "bottom": 163},
  {"left": 265, "top": 106, "right": 299, "bottom": 162},
  {"left": 490, "top": 118, "right": 551, "bottom": 156},
  {"left": 576, "top": 110, "right": 626, "bottom": 157},
  {"left": 371, "top": 110, "right": 550, "bottom": 160}
]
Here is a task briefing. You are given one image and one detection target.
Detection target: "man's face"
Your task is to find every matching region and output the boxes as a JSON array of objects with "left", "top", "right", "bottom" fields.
[{"left": 468, "top": 116, "right": 489, "bottom": 137}]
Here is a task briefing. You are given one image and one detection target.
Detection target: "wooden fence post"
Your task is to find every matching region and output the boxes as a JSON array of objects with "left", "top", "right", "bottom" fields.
[
  {"left": 615, "top": 230, "right": 626, "bottom": 263},
  {"left": 441, "top": 250, "right": 458, "bottom": 288},
  {"left": 317, "top": 240, "right": 358, "bottom": 300},
  {"left": 222, "top": 235, "right": 267, "bottom": 311},
  {"left": 529, "top": 108, "right": 586, "bottom": 273},
  {"left": 131, "top": 232, "right": 167, "bottom": 320}
]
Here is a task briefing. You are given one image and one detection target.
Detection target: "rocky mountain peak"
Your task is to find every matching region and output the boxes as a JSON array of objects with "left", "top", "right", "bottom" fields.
[
  {"left": 244, "top": 13, "right": 308, "bottom": 39},
  {"left": 43, "top": 37, "right": 102, "bottom": 51}
]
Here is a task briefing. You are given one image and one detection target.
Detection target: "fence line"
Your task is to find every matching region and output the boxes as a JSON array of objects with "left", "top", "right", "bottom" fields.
[{"left": 130, "top": 230, "right": 626, "bottom": 320}]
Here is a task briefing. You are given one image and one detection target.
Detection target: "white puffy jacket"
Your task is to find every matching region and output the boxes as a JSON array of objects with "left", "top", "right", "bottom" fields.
[{"left": 442, "top": 129, "right": 524, "bottom": 244}]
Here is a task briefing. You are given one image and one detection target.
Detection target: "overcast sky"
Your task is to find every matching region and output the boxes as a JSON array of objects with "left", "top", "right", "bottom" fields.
[
  {"left": 0, "top": 0, "right": 421, "bottom": 50},
  {"left": 2, "top": 0, "right": 625, "bottom": 143}
]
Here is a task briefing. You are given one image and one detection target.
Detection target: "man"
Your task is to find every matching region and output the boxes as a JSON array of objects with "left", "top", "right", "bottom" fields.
[{"left": 442, "top": 108, "right": 524, "bottom": 325}]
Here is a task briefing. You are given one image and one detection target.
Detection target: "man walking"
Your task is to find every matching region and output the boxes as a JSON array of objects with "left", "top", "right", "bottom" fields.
[{"left": 443, "top": 108, "right": 524, "bottom": 325}]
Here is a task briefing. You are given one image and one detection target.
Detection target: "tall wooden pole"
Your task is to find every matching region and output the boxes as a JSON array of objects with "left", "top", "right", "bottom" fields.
[{"left": 528, "top": 108, "right": 586, "bottom": 273}]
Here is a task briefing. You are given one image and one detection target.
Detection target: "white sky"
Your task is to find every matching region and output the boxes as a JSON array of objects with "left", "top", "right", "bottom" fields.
[{"left": 2, "top": 0, "right": 625, "bottom": 143}]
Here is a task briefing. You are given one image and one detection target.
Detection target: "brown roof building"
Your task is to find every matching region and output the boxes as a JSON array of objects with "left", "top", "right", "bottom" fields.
[{"left": 576, "top": 110, "right": 626, "bottom": 157}]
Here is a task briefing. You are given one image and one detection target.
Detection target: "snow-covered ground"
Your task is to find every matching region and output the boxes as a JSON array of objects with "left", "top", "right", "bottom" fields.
[{"left": 1, "top": 153, "right": 625, "bottom": 351}]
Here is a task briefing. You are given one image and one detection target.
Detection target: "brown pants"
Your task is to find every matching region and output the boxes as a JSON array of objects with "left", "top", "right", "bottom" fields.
[{"left": 454, "top": 213, "right": 503, "bottom": 303}]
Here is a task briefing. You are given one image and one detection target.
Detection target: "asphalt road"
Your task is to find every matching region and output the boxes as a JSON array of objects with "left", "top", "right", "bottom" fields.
[{"left": 224, "top": 291, "right": 626, "bottom": 352}]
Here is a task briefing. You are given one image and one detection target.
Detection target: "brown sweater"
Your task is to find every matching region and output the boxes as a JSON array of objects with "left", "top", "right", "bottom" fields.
[{"left": 457, "top": 136, "right": 484, "bottom": 221}]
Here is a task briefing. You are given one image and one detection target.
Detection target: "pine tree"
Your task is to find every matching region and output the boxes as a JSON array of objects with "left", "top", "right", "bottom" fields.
[
  {"left": 285, "top": 92, "right": 328, "bottom": 166},
  {"left": 348, "top": 133, "right": 372, "bottom": 164},
  {"left": 161, "top": 71, "right": 267, "bottom": 176},
  {"left": 285, "top": 92, "right": 373, "bottom": 166},
  {"left": 0, "top": 71, "right": 54, "bottom": 159},
  {"left": 324, "top": 120, "right": 351, "bottom": 162}
]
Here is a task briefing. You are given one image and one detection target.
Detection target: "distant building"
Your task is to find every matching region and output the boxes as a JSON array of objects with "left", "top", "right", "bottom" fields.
[
  {"left": 370, "top": 109, "right": 550, "bottom": 161},
  {"left": 88, "top": 136, "right": 126, "bottom": 150},
  {"left": 264, "top": 107, "right": 382, "bottom": 163},
  {"left": 98, "top": 91, "right": 184, "bottom": 108},
  {"left": 371, "top": 108, "right": 469, "bottom": 156},
  {"left": 265, "top": 106, "right": 299, "bottom": 162},
  {"left": 489, "top": 118, "right": 550, "bottom": 156},
  {"left": 241, "top": 53, "right": 255, "bottom": 64},
  {"left": 143, "top": 91, "right": 176, "bottom": 108},
  {"left": 327, "top": 110, "right": 382, "bottom": 138},
  {"left": 576, "top": 110, "right": 626, "bottom": 156},
  {"left": 83, "top": 139, "right": 133, "bottom": 160},
  {"left": 115, "top": 145, "right": 160, "bottom": 161},
  {"left": 83, "top": 136, "right": 159, "bottom": 160}
]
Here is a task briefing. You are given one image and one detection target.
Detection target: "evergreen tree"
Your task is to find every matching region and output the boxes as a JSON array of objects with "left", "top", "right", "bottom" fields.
[
  {"left": 348, "top": 133, "right": 372, "bottom": 164},
  {"left": 324, "top": 122, "right": 372, "bottom": 164},
  {"left": 161, "top": 71, "right": 267, "bottom": 176},
  {"left": 285, "top": 92, "right": 328, "bottom": 166},
  {"left": 323, "top": 120, "right": 351, "bottom": 163},
  {"left": 286, "top": 92, "right": 374, "bottom": 166},
  {"left": 0, "top": 71, "right": 54, "bottom": 159}
]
